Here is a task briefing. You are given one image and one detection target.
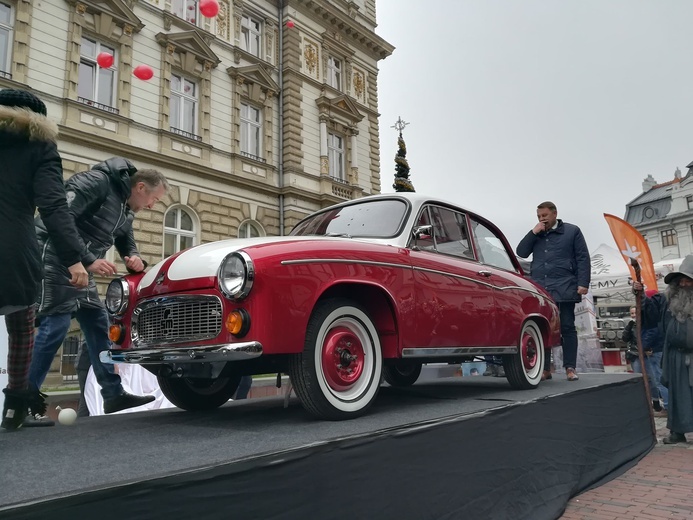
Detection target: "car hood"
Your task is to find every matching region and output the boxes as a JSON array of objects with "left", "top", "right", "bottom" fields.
[{"left": 139, "top": 236, "right": 349, "bottom": 291}]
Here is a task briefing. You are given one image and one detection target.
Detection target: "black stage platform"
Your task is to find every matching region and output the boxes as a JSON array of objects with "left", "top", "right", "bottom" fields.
[{"left": 0, "top": 373, "right": 654, "bottom": 520}]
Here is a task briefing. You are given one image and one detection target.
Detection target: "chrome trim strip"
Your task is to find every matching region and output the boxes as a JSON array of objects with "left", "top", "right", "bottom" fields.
[
  {"left": 402, "top": 346, "right": 518, "bottom": 357},
  {"left": 281, "top": 258, "right": 412, "bottom": 270},
  {"left": 100, "top": 341, "right": 263, "bottom": 364}
]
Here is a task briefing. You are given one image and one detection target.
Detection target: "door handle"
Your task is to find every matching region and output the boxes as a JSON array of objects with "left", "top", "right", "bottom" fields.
[{"left": 478, "top": 270, "right": 493, "bottom": 277}]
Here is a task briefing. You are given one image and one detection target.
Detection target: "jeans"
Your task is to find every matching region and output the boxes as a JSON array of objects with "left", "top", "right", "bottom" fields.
[
  {"left": 545, "top": 301, "right": 578, "bottom": 370},
  {"left": 632, "top": 351, "right": 668, "bottom": 406},
  {"left": 28, "top": 307, "right": 123, "bottom": 399}
]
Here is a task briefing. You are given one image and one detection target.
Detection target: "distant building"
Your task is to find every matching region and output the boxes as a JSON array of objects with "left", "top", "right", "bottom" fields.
[{"left": 625, "top": 164, "right": 693, "bottom": 261}]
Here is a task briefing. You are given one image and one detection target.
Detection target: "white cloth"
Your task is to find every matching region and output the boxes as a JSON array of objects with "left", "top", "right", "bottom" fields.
[{"left": 85, "top": 364, "right": 176, "bottom": 415}]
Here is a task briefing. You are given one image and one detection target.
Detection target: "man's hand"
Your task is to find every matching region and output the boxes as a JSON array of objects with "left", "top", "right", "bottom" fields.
[
  {"left": 577, "top": 286, "right": 589, "bottom": 295},
  {"left": 68, "top": 262, "right": 89, "bottom": 288},
  {"left": 87, "top": 258, "right": 118, "bottom": 277},
  {"left": 532, "top": 222, "right": 547, "bottom": 235},
  {"left": 124, "top": 255, "right": 145, "bottom": 273}
]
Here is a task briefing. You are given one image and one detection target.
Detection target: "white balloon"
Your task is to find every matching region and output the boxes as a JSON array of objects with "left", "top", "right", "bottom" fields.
[{"left": 58, "top": 408, "right": 77, "bottom": 426}]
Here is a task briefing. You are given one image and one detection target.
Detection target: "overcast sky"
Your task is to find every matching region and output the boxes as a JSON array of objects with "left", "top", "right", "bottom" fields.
[{"left": 375, "top": 0, "right": 693, "bottom": 254}]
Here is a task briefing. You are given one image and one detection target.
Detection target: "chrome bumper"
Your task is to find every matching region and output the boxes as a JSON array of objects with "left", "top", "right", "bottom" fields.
[{"left": 99, "top": 341, "right": 263, "bottom": 364}]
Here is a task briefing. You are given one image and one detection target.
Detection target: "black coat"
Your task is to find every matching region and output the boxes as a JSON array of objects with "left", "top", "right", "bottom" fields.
[
  {"left": 35, "top": 158, "right": 141, "bottom": 315},
  {"left": 516, "top": 220, "right": 591, "bottom": 303},
  {"left": 0, "top": 106, "right": 82, "bottom": 309}
]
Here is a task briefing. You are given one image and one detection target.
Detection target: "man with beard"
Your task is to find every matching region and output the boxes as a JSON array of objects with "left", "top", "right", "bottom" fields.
[{"left": 634, "top": 255, "right": 693, "bottom": 444}]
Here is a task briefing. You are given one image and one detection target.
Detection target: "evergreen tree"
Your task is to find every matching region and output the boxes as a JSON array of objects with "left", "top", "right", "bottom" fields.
[{"left": 392, "top": 119, "right": 415, "bottom": 192}]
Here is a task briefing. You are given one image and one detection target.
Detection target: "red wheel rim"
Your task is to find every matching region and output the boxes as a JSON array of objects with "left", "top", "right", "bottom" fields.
[
  {"left": 321, "top": 325, "right": 365, "bottom": 392},
  {"left": 521, "top": 331, "right": 538, "bottom": 371}
]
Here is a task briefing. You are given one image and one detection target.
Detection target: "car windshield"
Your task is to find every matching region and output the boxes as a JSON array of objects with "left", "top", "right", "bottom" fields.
[{"left": 290, "top": 199, "right": 408, "bottom": 238}]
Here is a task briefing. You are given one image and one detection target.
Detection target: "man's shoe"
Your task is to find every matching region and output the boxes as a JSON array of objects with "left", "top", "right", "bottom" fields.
[
  {"left": 1, "top": 388, "right": 28, "bottom": 431},
  {"left": 495, "top": 366, "right": 506, "bottom": 378},
  {"left": 103, "top": 391, "right": 155, "bottom": 414},
  {"left": 566, "top": 368, "right": 579, "bottom": 381},
  {"left": 483, "top": 365, "right": 497, "bottom": 377},
  {"left": 662, "top": 432, "right": 686, "bottom": 444},
  {"left": 541, "top": 370, "right": 552, "bottom": 381},
  {"left": 23, "top": 413, "right": 55, "bottom": 427},
  {"left": 652, "top": 400, "right": 663, "bottom": 412}
]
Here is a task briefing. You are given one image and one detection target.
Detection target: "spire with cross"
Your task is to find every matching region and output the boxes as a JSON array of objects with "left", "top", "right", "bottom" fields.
[{"left": 392, "top": 116, "right": 415, "bottom": 192}]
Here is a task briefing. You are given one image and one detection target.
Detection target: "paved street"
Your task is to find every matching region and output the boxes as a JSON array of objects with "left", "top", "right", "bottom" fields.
[{"left": 561, "top": 417, "right": 693, "bottom": 520}]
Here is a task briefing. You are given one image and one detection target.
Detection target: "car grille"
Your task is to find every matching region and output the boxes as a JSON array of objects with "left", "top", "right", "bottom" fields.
[{"left": 132, "top": 296, "right": 222, "bottom": 347}]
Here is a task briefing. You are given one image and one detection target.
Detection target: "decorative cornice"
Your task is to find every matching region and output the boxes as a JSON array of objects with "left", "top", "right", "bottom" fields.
[{"left": 65, "top": 0, "right": 144, "bottom": 32}]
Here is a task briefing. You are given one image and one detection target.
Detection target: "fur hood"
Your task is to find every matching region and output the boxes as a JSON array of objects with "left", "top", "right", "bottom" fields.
[{"left": 0, "top": 105, "right": 58, "bottom": 142}]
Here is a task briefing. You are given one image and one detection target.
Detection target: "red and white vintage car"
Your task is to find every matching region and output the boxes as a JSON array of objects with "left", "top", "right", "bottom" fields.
[{"left": 102, "top": 194, "right": 560, "bottom": 420}]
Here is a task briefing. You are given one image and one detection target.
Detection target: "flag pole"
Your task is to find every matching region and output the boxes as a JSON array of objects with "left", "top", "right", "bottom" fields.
[{"left": 630, "top": 258, "right": 656, "bottom": 437}]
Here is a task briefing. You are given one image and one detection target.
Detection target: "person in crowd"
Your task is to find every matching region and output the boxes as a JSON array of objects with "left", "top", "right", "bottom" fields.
[
  {"left": 0, "top": 88, "right": 89, "bottom": 431},
  {"left": 235, "top": 376, "right": 253, "bottom": 400},
  {"left": 74, "top": 341, "right": 91, "bottom": 417},
  {"left": 622, "top": 302, "right": 667, "bottom": 415},
  {"left": 482, "top": 356, "right": 505, "bottom": 377},
  {"left": 25, "top": 159, "right": 169, "bottom": 425},
  {"left": 516, "top": 201, "right": 590, "bottom": 381},
  {"left": 634, "top": 256, "right": 693, "bottom": 444}
]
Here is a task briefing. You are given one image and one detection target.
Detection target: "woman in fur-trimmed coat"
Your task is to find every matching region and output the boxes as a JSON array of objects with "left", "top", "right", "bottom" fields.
[{"left": 0, "top": 88, "right": 87, "bottom": 430}]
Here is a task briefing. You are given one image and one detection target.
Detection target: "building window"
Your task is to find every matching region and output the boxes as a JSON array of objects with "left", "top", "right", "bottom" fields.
[
  {"left": 328, "top": 132, "right": 345, "bottom": 181},
  {"left": 164, "top": 207, "right": 196, "bottom": 257},
  {"left": 171, "top": 0, "right": 198, "bottom": 25},
  {"left": 78, "top": 37, "right": 117, "bottom": 109},
  {"left": 0, "top": 2, "right": 12, "bottom": 78},
  {"left": 170, "top": 74, "right": 198, "bottom": 138},
  {"left": 241, "top": 14, "right": 261, "bottom": 57},
  {"left": 238, "top": 220, "right": 263, "bottom": 238},
  {"left": 240, "top": 102, "right": 262, "bottom": 159},
  {"left": 687, "top": 196, "right": 693, "bottom": 210},
  {"left": 661, "top": 229, "right": 677, "bottom": 248},
  {"left": 327, "top": 56, "right": 342, "bottom": 89}
]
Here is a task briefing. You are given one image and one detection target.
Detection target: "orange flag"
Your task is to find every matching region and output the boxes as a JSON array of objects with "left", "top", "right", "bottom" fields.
[{"left": 603, "top": 213, "right": 658, "bottom": 291}]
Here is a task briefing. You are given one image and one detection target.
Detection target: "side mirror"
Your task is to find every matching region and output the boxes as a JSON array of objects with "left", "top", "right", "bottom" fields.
[{"left": 411, "top": 225, "right": 433, "bottom": 251}]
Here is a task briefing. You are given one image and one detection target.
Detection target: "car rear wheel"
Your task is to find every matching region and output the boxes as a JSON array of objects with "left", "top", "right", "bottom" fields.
[
  {"left": 383, "top": 361, "right": 422, "bottom": 387},
  {"left": 157, "top": 375, "right": 241, "bottom": 411},
  {"left": 503, "top": 321, "right": 544, "bottom": 389},
  {"left": 289, "top": 298, "right": 383, "bottom": 420}
]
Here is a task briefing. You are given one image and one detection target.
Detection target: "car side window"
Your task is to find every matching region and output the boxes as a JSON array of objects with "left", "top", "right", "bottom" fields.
[
  {"left": 412, "top": 205, "right": 474, "bottom": 259},
  {"left": 470, "top": 218, "right": 516, "bottom": 271}
]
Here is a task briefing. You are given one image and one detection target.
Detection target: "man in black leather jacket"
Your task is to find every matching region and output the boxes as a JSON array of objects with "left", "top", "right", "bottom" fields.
[{"left": 26, "top": 158, "right": 168, "bottom": 424}]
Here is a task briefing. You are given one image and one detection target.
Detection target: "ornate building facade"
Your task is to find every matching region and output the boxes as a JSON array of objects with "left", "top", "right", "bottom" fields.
[
  {"left": 625, "top": 163, "right": 693, "bottom": 262},
  {"left": 0, "top": 0, "right": 393, "bottom": 383}
]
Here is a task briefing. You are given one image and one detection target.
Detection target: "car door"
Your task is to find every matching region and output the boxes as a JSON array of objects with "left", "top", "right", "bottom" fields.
[
  {"left": 468, "top": 216, "right": 526, "bottom": 348},
  {"left": 407, "top": 204, "right": 497, "bottom": 348}
]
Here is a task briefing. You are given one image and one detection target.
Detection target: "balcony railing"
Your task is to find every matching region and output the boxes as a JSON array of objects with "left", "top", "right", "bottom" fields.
[
  {"left": 0, "top": 70, "right": 11, "bottom": 80},
  {"left": 171, "top": 127, "right": 202, "bottom": 142},
  {"left": 330, "top": 175, "right": 349, "bottom": 185},
  {"left": 78, "top": 97, "right": 119, "bottom": 115},
  {"left": 240, "top": 150, "right": 266, "bottom": 163}
]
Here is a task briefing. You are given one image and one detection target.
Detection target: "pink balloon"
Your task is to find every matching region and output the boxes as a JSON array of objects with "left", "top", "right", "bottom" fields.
[
  {"left": 286, "top": 20, "right": 295, "bottom": 28},
  {"left": 133, "top": 64, "right": 154, "bottom": 81},
  {"left": 199, "top": 0, "right": 219, "bottom": 18},
  {"left": 96, "top": 52, "right": 114, "bottom": 69}
]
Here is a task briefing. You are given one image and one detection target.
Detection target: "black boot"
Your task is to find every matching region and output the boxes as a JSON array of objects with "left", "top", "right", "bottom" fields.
[
  {"left": 2, "top": 388, "right": 29, "bottom": 431},
  {"left": 23, "top": 386, "right": 55, "bottom": 427},
  {"left": 662, "top": 431, "right": 687, "bottom": 444},
  {"left": 103, "top": 391, "right": 155, "bottom": 414},
  {"left": 652, "top": 400, "right": 663, "bottom": 412}
]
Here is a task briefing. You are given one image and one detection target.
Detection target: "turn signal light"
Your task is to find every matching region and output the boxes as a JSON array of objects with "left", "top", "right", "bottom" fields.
[
  {"left": 225, "top": 309, "right": 250, "bottom": 337},
  {"left": 109, "top": 324, "right": 125, "bottom": 344}
]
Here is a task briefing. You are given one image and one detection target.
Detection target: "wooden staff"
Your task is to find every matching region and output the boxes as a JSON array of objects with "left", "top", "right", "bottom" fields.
[{"left": 630, "top": 258, "right": 656, "bottom": 436}]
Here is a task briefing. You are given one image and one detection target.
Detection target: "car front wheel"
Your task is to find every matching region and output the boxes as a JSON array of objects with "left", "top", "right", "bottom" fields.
[
  {"left": 503, "top": 321, "right": 544, "bottom": 389},
  {"left": 289, "top": 298, "right": 383, "bottom": 420},
  {"left": 383, "top": 361, "right": 422, "bottom": 387},
  {"left": 157, "top": 375, "right": 241, "bottom": 411}
]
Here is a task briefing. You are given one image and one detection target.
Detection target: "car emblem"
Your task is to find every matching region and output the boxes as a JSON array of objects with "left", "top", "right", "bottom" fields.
[
  {"left": 156, "top": 272, "right": 166, "bottom": 285},
  {"left": 160, "top": 308, "right": 174, "bottom": 336}
]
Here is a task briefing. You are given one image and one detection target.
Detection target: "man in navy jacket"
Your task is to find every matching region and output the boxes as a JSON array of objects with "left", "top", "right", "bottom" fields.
[{"left": 516, "top": 201, "right": 590, "bottom": 381}]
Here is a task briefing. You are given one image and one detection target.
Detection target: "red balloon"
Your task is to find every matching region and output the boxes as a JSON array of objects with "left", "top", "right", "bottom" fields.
[
  {"left": 133, "top": 64, "right": 154, "bottom": 81},
  {"left": 199, "top": 0, "right": 219, "bottom": 18},
  {"left": 286, "top": 20, "right": 295, "bottom": 28},
  {"left": 96, "top": 52, "right": 114, "bottom": 69}
]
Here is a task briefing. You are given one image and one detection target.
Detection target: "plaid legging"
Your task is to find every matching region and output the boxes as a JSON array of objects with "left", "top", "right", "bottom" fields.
[{"left": 4, "top": 306, "right": 35, "bottom": 390}]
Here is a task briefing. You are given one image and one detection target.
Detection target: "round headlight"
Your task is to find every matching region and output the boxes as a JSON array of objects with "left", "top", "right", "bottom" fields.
[
  {"left": 218, "top": 251, "right": 254, "bottom": 300},
  {"left": 105, "top": 278, "right": 129, "bottom": 315}
]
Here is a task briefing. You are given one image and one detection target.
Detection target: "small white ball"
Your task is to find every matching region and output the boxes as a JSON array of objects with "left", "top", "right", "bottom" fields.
[{"left": 58, "top": 407, "right": 78, "bottom": 426}]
